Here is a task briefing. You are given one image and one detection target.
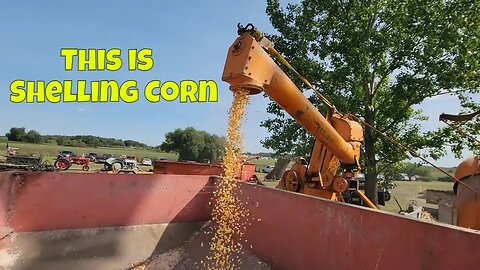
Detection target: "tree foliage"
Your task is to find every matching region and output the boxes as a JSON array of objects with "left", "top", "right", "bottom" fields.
[
  {"left": 400, "top": 162, "right": 433, "bottom": 178},
  {"left": 264, "top": 0, "right": 480, "bottom": 203},
  {"left": 24, "top": 130, "right": 42, "bottom": 144},
  {"left": 5, "top": 127, "right": 153, "bottom": 149},
  {"left": 124, "top": 140, "right": 148, "bottom": 148},
  {"left": 160, "top": 127, "right": 226, "bottom": 162},
  {"left": 6, "top": 127, "right": 27, "bottom": 141},
  {"left": 43, "top": 135, "right": 137, "bottom": 148},
  {"left": 434, "top": 97, "right": 479, "bottom": 158}
]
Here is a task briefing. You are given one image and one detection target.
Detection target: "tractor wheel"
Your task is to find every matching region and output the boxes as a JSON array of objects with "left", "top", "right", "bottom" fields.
[
  {"left": 111, "top": 162, "right": 123, "bottom": 172},
  {"left": 82, "top": 165, "right": 90, "bottom": 171},
  {"left": 283, "top": 170, "right": 300, "bottom": 192},
  {"left": 384, "top": 191, "right": 391, "bottom": 202},
  {"left": 104, "top": 163, "right": 112, "bottom": 171},
  {"left": 54, "top": 158, "right": 71, "bottom": 170}
]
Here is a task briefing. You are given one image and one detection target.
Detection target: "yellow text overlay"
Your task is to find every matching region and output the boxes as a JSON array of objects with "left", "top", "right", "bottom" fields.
[{"left": 10, "top": 80, "right": 218, "bottom": 103}]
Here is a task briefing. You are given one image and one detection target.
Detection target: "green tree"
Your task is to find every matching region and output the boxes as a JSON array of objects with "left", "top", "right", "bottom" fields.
[
  {"left": 161, "top": 127, "right": 226, "bottom": 162},
  {"left": 24, "top": 130, "right": 42, "bottom": 144},
  {"left": 6, "top": 127, "right": 27, "bottom": 141},
  {"left": 198, "top": 132, "right": 227, "bottom": 162},
  {"left": 55, "top": 136, "right": 67, "bottom": 146},
  {"left": 65, "top": 139, "right": 87, "bottom": 147},
  {"left": 400, "top": 162, "right": 432, "bottom": 179},
  {"left": 435, "top": 99, "right": 479, "bottom": 158},
  {"left": 264, "top": 0, "right": 480, "bottom": 203},
  {"left": 124, "top": 140, "right": 147, "bottom": 148}
]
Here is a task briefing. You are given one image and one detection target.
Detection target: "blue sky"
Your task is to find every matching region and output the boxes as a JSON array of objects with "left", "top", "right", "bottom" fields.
[{"left": 0, "top": 0, "right": 473, "bottom": 166}]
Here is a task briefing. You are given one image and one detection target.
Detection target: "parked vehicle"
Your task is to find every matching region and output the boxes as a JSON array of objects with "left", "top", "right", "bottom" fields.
[
  {"left": 262, "top": 165, "right": 274, "bottom": 173},
  {"left": 154, "top": 157, "right": 169, "bottom": 164},
  {"left": 141, "top": 158, "right": 152, "bottom": 166},
  {"left": 438, "top": 176, "right": 454, "bottom": 182},
  {"left": 104, "top": 156, "right": 138, "bottom": 172},
  {"left": 54, "top": 155, "right": 90, "bottom": 171},
  {"left": 86, "top": 153, "right": 99, "bottom": 162},
  {"left": 58, "top": 150, "right": 75, "bottom": 158},
  {"left": 1, "top": 152, "right": 55, "bottom": 171},
  {"left": 96, "top": 154, "right": 114, "bottom": 164}
]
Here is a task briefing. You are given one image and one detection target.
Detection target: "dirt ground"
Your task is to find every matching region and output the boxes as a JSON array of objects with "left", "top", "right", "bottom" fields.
[{"left": 141, "top": 224, "right": 272, "bottom": 270}]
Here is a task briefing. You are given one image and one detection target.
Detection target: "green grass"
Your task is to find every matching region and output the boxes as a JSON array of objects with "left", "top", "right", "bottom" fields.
[
  {"left": 0, "top": 141, "right": 177, "bottom": 162},
  {"left": 249, "top": 158, "right": 276, "bottom": 166},
  {"left": 427, "top": 166, "right": 457, "bottom": 180},
  {"left": 380, "top": 180, "right": 453, "bottom": 213},
  {"left": 0, "top": 141, "right": 177, "bottom": 173}
]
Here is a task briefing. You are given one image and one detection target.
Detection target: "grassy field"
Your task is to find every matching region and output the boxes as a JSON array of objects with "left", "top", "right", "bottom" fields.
[
  {"left": 428, "top": 167, "right": 456, "bottom": 180},
  {"left": 262, "top": 180, "right": 453, "bottom": 214},
  {"left": 381, "top": 180, "right": 452, "bottom": 213},
  {"left": 0, "top": 141, "right": 177, "bottom": 162},
  {"left": 248, "top": 158, "right": 276, "bottom": 166},
  {"left": 0, "top": 141, "right": 279, "bottom": 171},
  {"left": 0, "top": 141, "right": 279, "bottom": 173},
  {"left": 0, "top": 141, "right": 179, "bottom": 172}
]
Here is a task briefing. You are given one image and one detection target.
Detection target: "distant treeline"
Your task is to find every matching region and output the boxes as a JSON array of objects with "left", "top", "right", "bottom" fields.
[
  {"left": 43, "top": 135, "right": 148, "bottom": 148},
  {"left": 245, "top": 152, "right": 274, "bottom": 158},
  {"left": 5, "top": 127, "right": 151, "bottom": 149}
]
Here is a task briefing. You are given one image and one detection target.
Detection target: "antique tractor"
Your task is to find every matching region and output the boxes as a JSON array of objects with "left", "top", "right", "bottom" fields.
[{"left": 55, "top": 155, "right": 91, "bottom": 171}]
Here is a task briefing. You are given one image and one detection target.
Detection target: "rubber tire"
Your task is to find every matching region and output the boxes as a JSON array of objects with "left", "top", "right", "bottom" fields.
[
  {"left": 104, "top": 163, "right": 112, "bottom": 171},
  {"left": 54, "top": 158, "right": 71, "bottom": 170},
  {"left": 111, "top": 162, "right": 123, "bottom": 172},
  {"left": 384, "top": 191, "right": 391, "bottom": 202},
  {"left": 82, "top": 165, "right": 90, "bottom": 171}
]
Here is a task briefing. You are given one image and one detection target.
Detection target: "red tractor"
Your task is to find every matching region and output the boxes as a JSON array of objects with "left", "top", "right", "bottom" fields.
[{"left": 55, "top": 153, "right": 90, "bottom": 171}]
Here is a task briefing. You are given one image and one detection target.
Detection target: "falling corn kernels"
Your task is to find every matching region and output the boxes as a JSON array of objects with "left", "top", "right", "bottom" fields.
[{"left": 207, "top": 89, "right": 251, "bottom": 270}]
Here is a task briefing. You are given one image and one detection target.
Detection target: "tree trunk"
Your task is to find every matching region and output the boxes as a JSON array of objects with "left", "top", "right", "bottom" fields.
[
  {"left": 364, "top": 105, "right": 378, "bottom": 205},
  {"left": 265, "top": 157, "right": 290, "bottom": 180}
]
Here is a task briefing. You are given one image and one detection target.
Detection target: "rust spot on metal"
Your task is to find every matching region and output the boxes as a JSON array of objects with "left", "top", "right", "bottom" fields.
[
  {"left": 295, "top": 110, "right": 305, "bottom": 118},
  {"left": 294, "top": 105, "right": 310, "bottom": 118}
]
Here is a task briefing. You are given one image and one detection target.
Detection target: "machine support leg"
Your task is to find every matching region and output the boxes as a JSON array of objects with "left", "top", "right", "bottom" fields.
[{"left": 355, "top": 190, "right": 378, "bottom": 209}]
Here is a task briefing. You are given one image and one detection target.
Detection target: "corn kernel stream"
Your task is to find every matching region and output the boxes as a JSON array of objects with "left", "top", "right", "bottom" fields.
[{"left": 207, "top": 89, "right": 250, "bottom": 269}]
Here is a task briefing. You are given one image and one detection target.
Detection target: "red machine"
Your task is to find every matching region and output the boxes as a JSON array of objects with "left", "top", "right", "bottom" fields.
[
  {"left": 154, "top": 156, "right": 259, "bottom": 182},
  {"left": 55, "top": 156, "right": 90, "bottom": 171}
]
